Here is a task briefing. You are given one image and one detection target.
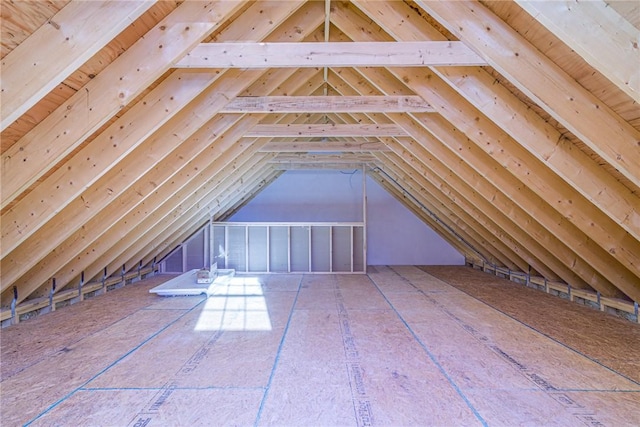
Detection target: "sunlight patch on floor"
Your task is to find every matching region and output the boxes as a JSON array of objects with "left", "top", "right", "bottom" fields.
[{"left": 195, "top": 276, "right": 272, "bottom": 331}]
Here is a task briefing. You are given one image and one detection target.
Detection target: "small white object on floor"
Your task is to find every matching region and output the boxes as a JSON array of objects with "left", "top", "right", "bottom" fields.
[{"left": 149, "top": 269, "right": 235, "bottom": 297}]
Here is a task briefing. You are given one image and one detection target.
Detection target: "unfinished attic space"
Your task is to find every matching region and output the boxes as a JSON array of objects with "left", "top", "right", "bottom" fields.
[{"left": 1, "top": 0, "right": 640, "bottom": 425}]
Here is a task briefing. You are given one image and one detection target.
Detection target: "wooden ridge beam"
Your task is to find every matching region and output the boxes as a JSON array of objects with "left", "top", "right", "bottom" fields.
[
  {"left": 416, "top": 0, "right": 640, "bottom": 188},
  {"left": 0, "top": 0, "right": 154, "bottom": 131},
  {"left": 515, "top": 0, "right": 640, "bottom": 102},
  {"left": 1, "top": 0, "right": 247, "bottom": 209},
  {"left": 176, "top": 41, "right": 487, "bottom": 68},
  {"left": 221, "top": 96, "right": 434, "bottom": 113},
  {"left": 245, "top": 123, "right": 406, "bottom": 137}
]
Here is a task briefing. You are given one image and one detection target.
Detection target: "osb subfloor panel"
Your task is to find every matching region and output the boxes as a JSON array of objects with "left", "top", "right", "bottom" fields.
[
  {"left": 1, "top": 267, "right": 639, "bottom": 426},
  {"left": 421, "top": 265, "right": 640, "bottom": 383}
]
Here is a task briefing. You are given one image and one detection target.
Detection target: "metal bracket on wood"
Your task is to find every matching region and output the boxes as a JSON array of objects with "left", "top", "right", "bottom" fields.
[
  {"left": 11, "top": 286, "right": 18, "bottom": 325},
  {"left": 101, "top": 267, "right": 107, "bottom": 295},
  {"left": 79, "top": 271, "right": 84, "bottom": 301},
  {"left": 49, "top": 278, "right": 56, "bottom": 311}
]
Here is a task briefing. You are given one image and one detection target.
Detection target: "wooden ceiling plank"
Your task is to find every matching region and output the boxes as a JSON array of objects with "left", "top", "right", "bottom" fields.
[
  {"left": 0, "top": 0, "right": 154, "bottom": 131},
  {"left": 221, "top": 95, "right": 434, "bottom": 113},
  {"left": 175, "top": 41, "right": 486, "bottom": 68},
  {"left": 416, "top": 0, "right": 640, "bottom": 188},
  {"left": 351, "top": 0, "right": 640, "bottom": 243},
  {"left": 245, "top": 123, "right": 406, "bottom": 137},
  {"left": 1, "top": 0, "right": 247, "bottom": 209},
  {"left": 515, "top": 0, "right": 640, "bottom": 102}
]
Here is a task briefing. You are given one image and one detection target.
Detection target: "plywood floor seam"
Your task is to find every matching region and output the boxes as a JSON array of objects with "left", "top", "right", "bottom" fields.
[
  {"left": 1, "top": 267, "right": 638, "bottom": 426},
  {"left": 385, "top": 266, "right": 640, "bottom": 389},
  {"left": 365, "top": 271, "right": 488, "bottom": 426}
]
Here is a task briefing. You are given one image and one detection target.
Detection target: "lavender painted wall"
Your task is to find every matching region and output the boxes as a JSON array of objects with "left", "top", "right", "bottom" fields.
[{"left": 229, "top": 170, "right": 464, "bottom": 265}]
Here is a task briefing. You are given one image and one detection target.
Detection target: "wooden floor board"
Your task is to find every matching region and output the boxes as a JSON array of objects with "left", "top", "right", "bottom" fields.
[{"left": 2, "top": 267, "right": 639, "bottom": 426}]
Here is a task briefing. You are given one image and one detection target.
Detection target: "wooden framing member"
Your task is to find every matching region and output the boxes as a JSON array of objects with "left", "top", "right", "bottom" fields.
[
  {"left": 176, "top": 41, "right": 487, "bottom": 68},
  {"left": 329, "top": 8, "right": 639, "bottom": 300},
  {"left": 245, "top": 123, "right": 406, "bottom": 137},
  {"left": 99, "top": 158, "right": 277, "bottom": 286},
  {"left": 381, "top": 145, "right": 596, "bottom": 288},
  {"left": 1, "top": 6, "right": 327, "bottom": 298},
  {"left": 378, "top": 151, "right": 536, "bottom": 275},
  {"left": 221, "top": 96, "right": 434, "bottom": 113},
  {"left": 1, "top": 0, "right": 315, "bottom": 259},
  {"left": 415, "top": 0, "right": 640, "bottom": 188},
  {"left": 329, "top": 63, "right": 623, "bottom": 296},
  {"left": 514, "top": 0, "right": 640, "bottom": 102},
  {"left": 269, "top": 153, "right": 377, "bottom": 164},
  {"left": 1, "top": 71, "right": 224, "bottom": 256},
  {"left": 349, "top": 0, "right": 640, "bottom": 242},
  {"left": 20, "top": 73, "right": 325, "bottom": 301},
  {"left": 334, "top": 70, "right": 608, "bottom": 286},
  {"left": 1, "top": 265, "right": 156, "bottom": 325},
  {"left": 1, "top": 0, "right": 248, "bottom": 208},
  {"left": 259, "top": 138, "right": 390, "bottom": 152},
  {"left": 0, "top": 1, "right": 154, "bottom": 131},
  {"left": 468, "top": 259, "right": 639, "bottom": 324},
  {"left": 215, "top": 171, "right": 283, "bottom": 223}
]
